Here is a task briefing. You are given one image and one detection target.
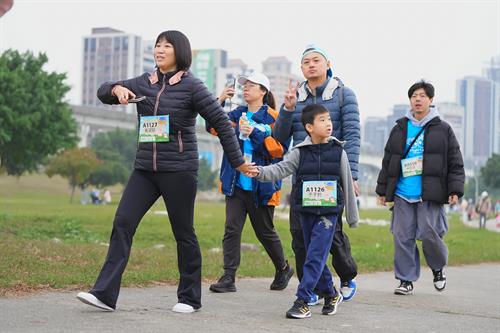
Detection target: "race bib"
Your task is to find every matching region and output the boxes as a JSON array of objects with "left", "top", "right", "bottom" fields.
[
  {"left": 401, "top": 156, "right": 423, "bottom": 177},
  {"left": 302, "top": 181, "right": 337, "bottom": 207},
  {"left": 139, "top": 115, "right": 169, "bottom": 143}
]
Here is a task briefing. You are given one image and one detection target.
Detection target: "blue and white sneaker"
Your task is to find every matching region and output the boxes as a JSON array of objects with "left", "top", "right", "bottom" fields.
[
  {"left": 307, "top": 293, "right": 321, "bottom": 306},
  {"left": 340, "top": 279, "right": 357, "bottom": 301}
]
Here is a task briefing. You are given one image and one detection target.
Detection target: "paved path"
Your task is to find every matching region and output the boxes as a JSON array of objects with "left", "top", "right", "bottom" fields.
[
  {"left": 462, "top": 217, "right": 500, "bottom": 233},
  {"left": 1, "top": 264, "right": 499, "bottom": 333}
]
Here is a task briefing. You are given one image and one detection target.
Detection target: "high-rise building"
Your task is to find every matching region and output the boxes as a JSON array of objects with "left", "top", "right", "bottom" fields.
[
  {"left": 387, "top": 104, "right": 408, "bottom": 129},
  {"left": 457, "top": 76, "right": 499, "bottom": 165},
  {"left": 262, "top": 56, "right": 301, "bottom": 107},
  {"left": 191, "top": 49, "right": 228, "bottom": 94},
  {"left": 82, "top": 27, "right": 143, "bottom": 113},
  {"left": 362, "top": 117, "right": 388, "bottom": 155},
  {"left": 483, "top": 55, "right": 500, "bottom": 154},
  {"left": 142, "top": 40, "right": 156, "bottom": 74},
  {"left": 436, "top": 102, "right": 465, "bottom": 153},
  {"left": 484, "top": 55, "right": 500, "bottom": 84}
]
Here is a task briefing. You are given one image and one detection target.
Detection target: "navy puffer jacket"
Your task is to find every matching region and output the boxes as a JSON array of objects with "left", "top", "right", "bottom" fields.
[
  {"left": 273, "top": 77, "right": 360, "bottom": 180},
  {"left": 98, "top": 70, "right": 244, "bottom": 172}
]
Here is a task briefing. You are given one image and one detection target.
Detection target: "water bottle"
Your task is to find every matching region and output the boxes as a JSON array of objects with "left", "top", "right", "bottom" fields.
[{"left": 239, "top": 112, "right": 249, "bottom": 140}]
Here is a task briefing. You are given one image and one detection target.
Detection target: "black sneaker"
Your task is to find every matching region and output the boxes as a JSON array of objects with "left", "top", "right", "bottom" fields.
[
  {"left": 322, "top": 291, "right": 343, "bottom": 315},
  {"left": 270, "top": 261, "right": 294, "bottom": 290},
  {"left": 394, "top": 280, "right": 413, "bottom": 295},
  {"left": 286, "top": 299, "right": 311, "bottom": 319},
  {"left": 432, "top": 269, "right": 446, "bottom": 291},
  {"left": 209, "top": 274, "right": 236, "bottom": 293}
]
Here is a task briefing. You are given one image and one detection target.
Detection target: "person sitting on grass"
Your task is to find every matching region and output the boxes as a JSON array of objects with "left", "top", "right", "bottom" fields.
[{"left": 248, "top": 104, "right": 359, "bottom": 319}]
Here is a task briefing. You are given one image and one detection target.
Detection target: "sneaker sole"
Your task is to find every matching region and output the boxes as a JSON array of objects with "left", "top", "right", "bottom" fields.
[
  {"left": 341, "top": 287, "right": 356, "bottom": 302},
  {"left": 434, "top": 282, "right": 446, "bottom": 292},
  {"left": 286, "top": 311, "right": 311, "bottom": 319},
  {"left": 209, "top": 286, "right": 236, "bottom": 293},
  {"left": 394, "top": 289, "right": 413, "bottom": 295},
  {"left": 76, "top": 293, "right": 114, "bottom": 312}
]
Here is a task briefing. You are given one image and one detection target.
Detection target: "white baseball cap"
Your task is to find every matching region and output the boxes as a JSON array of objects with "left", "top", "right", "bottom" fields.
[{"left": 238, "top": 72, "right": 271, "bottom": 91}]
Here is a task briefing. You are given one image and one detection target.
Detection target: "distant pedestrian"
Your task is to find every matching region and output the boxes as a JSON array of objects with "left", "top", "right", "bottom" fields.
[
  {"left": 103, "top": 189, "right": 112, "bottom": 205},
  {"left": 476, "top": 191, "right": 492, "bottom": 229},
  {"left": 376, "top": 80, "right": 465, "bottom": 295}
]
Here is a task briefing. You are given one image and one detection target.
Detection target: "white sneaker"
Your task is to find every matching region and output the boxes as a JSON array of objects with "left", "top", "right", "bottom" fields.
[
  {"left": 172, "top": 302, "right": 198, "bottom": 313},
  {"left": 76, "top": 292, "right": 114, "bottom": 312}
]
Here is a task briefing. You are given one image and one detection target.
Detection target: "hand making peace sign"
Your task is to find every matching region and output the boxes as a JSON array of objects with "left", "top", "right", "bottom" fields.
[{"left": 284, "top": 79, "right": 299, "bottom": 110}]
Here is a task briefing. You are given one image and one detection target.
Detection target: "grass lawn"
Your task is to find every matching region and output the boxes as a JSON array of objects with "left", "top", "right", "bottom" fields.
[{"left": 1, "top": 174, "right": 499, "bottom": 295}]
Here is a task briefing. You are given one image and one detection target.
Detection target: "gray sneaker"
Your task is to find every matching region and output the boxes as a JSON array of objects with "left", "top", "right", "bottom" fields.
[
  {"left": 432, "top": 269, "right": 446, "bottom": 291},
  {"left": 394, "top": 280, "right": 413, "bottom": 295}
]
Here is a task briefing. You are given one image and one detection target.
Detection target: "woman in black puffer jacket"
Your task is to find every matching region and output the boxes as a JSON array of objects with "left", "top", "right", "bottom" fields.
[{"left": 77, "top": 30, "right": 251, "bottom": 314}]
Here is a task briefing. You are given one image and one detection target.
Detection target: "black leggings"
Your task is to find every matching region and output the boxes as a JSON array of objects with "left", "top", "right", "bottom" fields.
[
  {"left": 222, "top": 187, "right": 286, "bottom": 276},
  {"left": 90, "top": 169, "right": 202, "bottom": 309}
]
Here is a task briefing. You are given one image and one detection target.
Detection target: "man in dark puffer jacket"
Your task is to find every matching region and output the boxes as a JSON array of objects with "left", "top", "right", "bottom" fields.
[{"left": 376, "top": 80, "right": 464, "bottom": 296}]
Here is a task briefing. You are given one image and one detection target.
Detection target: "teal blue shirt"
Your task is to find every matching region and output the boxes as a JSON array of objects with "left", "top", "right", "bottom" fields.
[{"left": 395, "top": 121, "right": 425, "bottom": 201}]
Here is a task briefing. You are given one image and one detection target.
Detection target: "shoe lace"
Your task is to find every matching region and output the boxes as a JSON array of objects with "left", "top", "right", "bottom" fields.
[
  {"left": 400, "top": 281, "right": 411, "bottom": 288},
  {"left": 433, "top": 270, "right": 443, "bottom": 280},
  {"left": 293, "top": 300, "right": 307, "bottom": 311},
  {"left": 219, "top": 274, "right": 233, "bottom": 283}
]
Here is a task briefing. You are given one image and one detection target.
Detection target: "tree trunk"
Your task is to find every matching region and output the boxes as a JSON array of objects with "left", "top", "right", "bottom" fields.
[{"left": 70, "top": 185, "right": 75, "bottom": 204}]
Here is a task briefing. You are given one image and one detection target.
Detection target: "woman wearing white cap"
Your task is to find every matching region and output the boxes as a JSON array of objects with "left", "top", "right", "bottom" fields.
[{"left": 206, "top": 72, "right": 294, "bottom": 293}]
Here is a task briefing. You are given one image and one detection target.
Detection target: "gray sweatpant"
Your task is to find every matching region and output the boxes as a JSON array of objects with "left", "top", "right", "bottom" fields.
[{"left": 391, "top": 196, "right": 448, "bottom": 282}]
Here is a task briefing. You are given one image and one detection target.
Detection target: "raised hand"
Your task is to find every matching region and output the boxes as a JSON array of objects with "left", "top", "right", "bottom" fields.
[
  {"left": 111, "top": 85, "right": 136, "bottom": 104},
  {"left": 284, "top": 78, "right": 299, "bottom": 110},
  {"left": 218, "top": 86, "right": 236, "bottom": 101}
]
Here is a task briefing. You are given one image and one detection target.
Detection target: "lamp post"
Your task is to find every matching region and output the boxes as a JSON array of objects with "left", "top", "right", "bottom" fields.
[{"left": 473, "top": 161, "right": 479, "bottom": 202}]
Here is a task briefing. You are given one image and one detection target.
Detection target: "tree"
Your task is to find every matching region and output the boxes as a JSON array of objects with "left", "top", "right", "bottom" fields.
[
  {"left": 91, "top": 128, "right": 137, "bottom": 168},
  {"left": 0, "top": 50, "right": 77, "bottom": 176},
  {"left": 88, "top": 129, "right": 137, "bottom": 186},
  {"left": 87, "top": 161, "right": 129, "bottom": 188},
  {"left": 481, "top": 154, "right": 500, "bottom": 190},
  {"left": 198, "top": 157, "right": 218, "bottom": 191},
  {"left": 46, "top": 148, "right": 101, "bottom": 203}
]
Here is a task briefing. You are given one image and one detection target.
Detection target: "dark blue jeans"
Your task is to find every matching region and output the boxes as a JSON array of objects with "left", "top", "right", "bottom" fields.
[{"left": 296, "top": 213, "right": 338, "bottom": 302}]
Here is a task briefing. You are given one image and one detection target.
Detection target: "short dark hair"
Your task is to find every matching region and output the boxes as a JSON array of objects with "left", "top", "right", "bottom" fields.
[
  {"left": 155, "top": 30, "right": 192, "bottom": 71},
  {"left": 408, "top": 80, "right": 435, "bottom": 99},
  {"left": 301, "top": 104, "right": 329, "bottom": 134}
]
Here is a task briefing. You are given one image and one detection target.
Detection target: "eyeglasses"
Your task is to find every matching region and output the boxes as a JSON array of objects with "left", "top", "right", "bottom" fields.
[{"left": 243, "top": 82, "right": 259, "bottom": 89}]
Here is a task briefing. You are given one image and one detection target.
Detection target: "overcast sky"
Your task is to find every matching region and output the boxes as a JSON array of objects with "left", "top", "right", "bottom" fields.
[{"left": 1, "top": 0, "right": 498, "bottom": 121}]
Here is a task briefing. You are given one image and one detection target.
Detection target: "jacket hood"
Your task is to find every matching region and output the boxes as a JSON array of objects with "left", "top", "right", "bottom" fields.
[
  {"left": 405, "top": 106, "right": 440, "bottom": 127},
  {"left": 297, "top": 77, "right": 344, "bottom": 102}
]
